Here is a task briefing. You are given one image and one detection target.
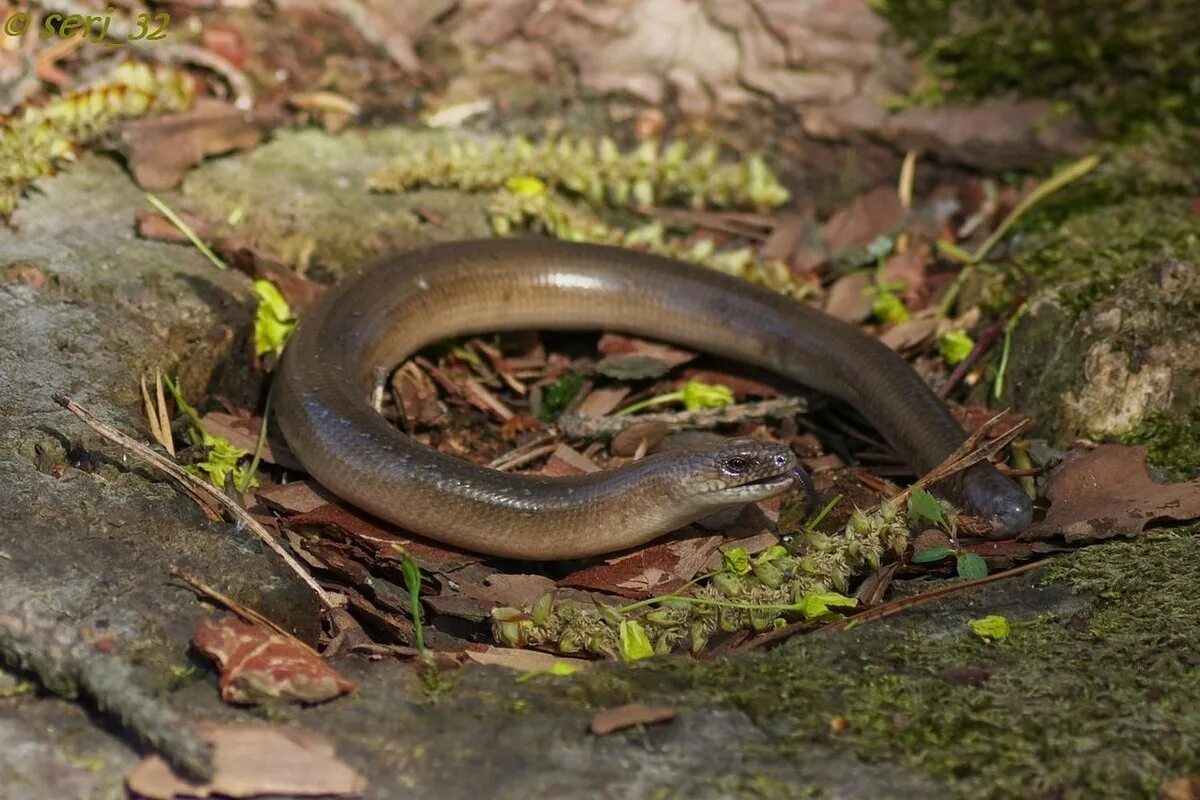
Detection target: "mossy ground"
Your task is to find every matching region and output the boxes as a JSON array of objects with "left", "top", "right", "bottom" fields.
[
  {"left": 559, "top": 529, "right": 1200, "bottom": 799},
  {"left": 873, "top": 0, "right": 1200, "bottom": 138}
]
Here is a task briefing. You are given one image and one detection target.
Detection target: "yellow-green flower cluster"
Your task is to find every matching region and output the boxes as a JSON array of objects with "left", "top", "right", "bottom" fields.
[
  {"left": 488, "top": 189, "right": 798, "bottom": 293},
  {"left": 491, "top": 501, "right": 913, "bottom": 659},
  {"left": 369, "top": 136, "right": 790, "bottom": 211},
  {"left": 1, "top": 60, "right": 193, "bottom": 216}
]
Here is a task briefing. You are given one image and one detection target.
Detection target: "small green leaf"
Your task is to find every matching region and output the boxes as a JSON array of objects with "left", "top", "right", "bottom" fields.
[
  {"left": 912, "top": 545, "right": 954, "bottom": 564},
  {"left": 680, "top": 380, "right": 734, "bottom": 411},
  {"left": 515, "top": 661, "right": 580, "bottom": 683},
  {"left": 908, "top": 486, "right": 947, "bottom": 529},
  {"left": 754, "top": 545, "right": 790, "bottom": 564},
  {"left": 796, "top": 591, "right": 858, "bottom": 621},
  {"left": 187, "top": 433, "right": 254, "bottom": 489},
  {"left": 957, "top": 552, "right": 989, "bottom": 580},
  {"left": 872, "top": 290, "right": 910, "bottom": 324},
  {"left": 539, "top": 371, "right": 584, "bottom": 421},
  {"left": 504, "top": 175, "right": 547, "bottom": 196},
  {"left": 939, "top": 329, "right": 975, "bottom": 365},
  {"left": 968, "top": 614, "right": 1010, "bottom": 642},
  {"left": 252, "top": 279, "right": 296, "bottom": 356},
  {"left": 618, "top": 620, "right": 655, "bottom": 662},
  {"left": 722, "top": 547, "right": 752, "bottom": 576},
  {"left": 401, "top": 554, "right": 425, "bottom": 654}
]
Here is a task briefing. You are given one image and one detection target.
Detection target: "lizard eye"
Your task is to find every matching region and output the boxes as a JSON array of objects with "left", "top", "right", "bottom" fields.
[{"left": 723, "top": 456, "right": 749, "bottom": 475}]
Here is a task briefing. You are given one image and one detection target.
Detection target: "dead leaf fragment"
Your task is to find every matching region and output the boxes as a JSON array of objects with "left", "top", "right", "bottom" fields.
[
  {"left": 127, "top": 722, "right": 366, "bottom": 799},
  {"left": 597, "top": 333, "right": 697, "bottom": 373},
  {"left": 192, "top": 617, "right": 354, "bottom": 705},
  {"left": 560, "top": 533, "right": 722, "bottom": 599},
  {"left": 463, "top": 647, "right": 590, "bottom": 673},
  {"left": 590, "top": 703, "right": 678, "bottom": 735},
  {"left": 255, "top": 480, "right": 335, "bottom": 515},
  {"left": 1022, "top": 445, "right": 1200, "bottom": 543},
  {"left": 120, "top": 100, "right": 271, "bottom": 191},
  {"left": 1161, "top": 777, "right": 1200, "bottom": 800},
  {"left": 823, "top": 272, "right": 873, "bottom": 323},
  {"left": 821, "top": 185, "right": 904, "bottom": 254}
]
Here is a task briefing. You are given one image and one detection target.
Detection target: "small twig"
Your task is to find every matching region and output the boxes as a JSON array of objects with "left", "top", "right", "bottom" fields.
[
  {"left": 53, "top": 393, "right": 336, "bottom": 609},
  {"left": 557, "top": 397, "right": 806, "bottom": 439},
  {"left": 491, "top": 442, "right": 559, "bottom": 472},
  {"left": 0, "top": 599, "right": 214, "bottom": 781},
  {"left": 488, "top": 433, "right": 556, "bottom": 470},
  {"left": 817, "top": 558, "right": 1051, "bottom": 633},
  {"left": 168, "top": 567, "right": 292, "bottom": 639},
  {"left": 742, "top": 558, "right": 1050, "bottom": 650},
  {"left": 640, "top": 207, "right": 776, "bottom": 239},
  {"left": 936, "top": 317, "right": 1005, "bottom": 399},
  {"left": 897, "top": 149, "right": 917, "bottom": 210},
  {"left": 887, "top": 410, "right": 1030, "bottom": 510}
]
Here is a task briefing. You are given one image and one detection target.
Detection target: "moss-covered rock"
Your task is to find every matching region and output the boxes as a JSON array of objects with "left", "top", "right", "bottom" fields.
[
  {"left": 567, "top": 528, "right": 1200, "bottom": 799},
  {"left": 874, "top": 0, "right": 1200, "bottom": 138},
  {"left": 986, "top": 139, "right": 1200, "bottom": 469}
]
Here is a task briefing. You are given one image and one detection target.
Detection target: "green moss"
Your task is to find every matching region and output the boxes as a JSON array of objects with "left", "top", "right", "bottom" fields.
[
  {"left": 874, "top": 0, "right": 1200, "bottom": 137},
  {"left": 568, "top": 529, "right": 1200, "bottom": 798},
  {"left": 1013, "top": 194, "right": 1200, "bottom": 317},
  {"left": 1120, "top": 408, "right": 1200, "bottom": 479},
  {"left": 980, "top": 137, "right": 1200, "bottom": 318}
]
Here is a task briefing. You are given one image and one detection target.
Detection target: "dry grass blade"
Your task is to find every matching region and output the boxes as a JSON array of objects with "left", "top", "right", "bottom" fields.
[
  {"left": 557, "top": 397, "right": 806, "bottom": 439},
  {"left": 141, "top": 370, "right": 175, "bottom": 456},
  {"left": 53, "top": 393, "right": 336, "bottom": 610},
  {"left": 887, "top": 409, "right": 1030, "bottom": 508}
]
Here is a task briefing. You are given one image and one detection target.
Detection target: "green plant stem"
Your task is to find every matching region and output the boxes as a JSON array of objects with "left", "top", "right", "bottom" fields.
[
  {"left": 992, "top": 301, "right": 1029, "bottom": 399},
  {"left": 936, "top": 153, "right": 1100, "bottom": 317},
  {"left": 401, "top": 556, "right": 425, "bottom": 654},
  {"left": 616, "top": 391, "right": 684, "bottom": 416},
  {"left": 237, "top": 382, "right": 273, "bottom": 493}
]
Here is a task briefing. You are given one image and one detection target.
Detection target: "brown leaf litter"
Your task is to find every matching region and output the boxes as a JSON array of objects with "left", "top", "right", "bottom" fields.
[
  {"left": 193, "top": 616, "right": 354, "bottom": 705},
  {"left": 1022, "top": 445, "right": 1200, "bottom": 543},
  {"left": 590, "top": 703, "right": 679, "bottom": 735}
]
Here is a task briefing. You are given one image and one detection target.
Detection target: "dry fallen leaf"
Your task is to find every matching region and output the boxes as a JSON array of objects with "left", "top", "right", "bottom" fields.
[
  {"left": 559, "top": 532, "right": 723, "bottom": 599},
  {"left": 193, "top": 617, "right": 354, "bottom": 705},
  {"left": 1022, "top": 445, "right": 1200, "bottom": 543},
  {"left": 823, "top": 272, "right": 873, "bottom": 323},
  {"left": 597, "top": 333, "right": 697, "bottom": 376},
  {"left": 1160, "top": 777, "right": 1200, "bottom": 800},
  {"left": 590, "top": 703, "right": 678, "bottom": 735},
  {"left": 127, "top": 722, "right": 366, "bottom": 799},
  {"left": 392, "top": 362, "right": 449, "bottom": 427},
  {"left": 284, "top": 501, "right": 480, "bottom": 571},
  {"left": 201, "top": 412, "right": 303, "bottom": 470},
  {"left": 879, "top": 316, "right": 937, "bottom": 351},
  {"left": 120, "top": 100, "right": 271, "bottom": 191},
  {"left": 255, "top": 480, "right": 335, "bottom": 515},
  {"left": 463, "top": 646, "right": 590, "bottom": 673},
  {"left": 820, "top": 185, "right": 904, "bottom": 254}
]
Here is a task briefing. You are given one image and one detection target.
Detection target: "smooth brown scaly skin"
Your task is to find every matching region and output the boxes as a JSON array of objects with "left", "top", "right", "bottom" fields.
[{"left": 275, "top": 239, "right": 1032, "bottom": 560}]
